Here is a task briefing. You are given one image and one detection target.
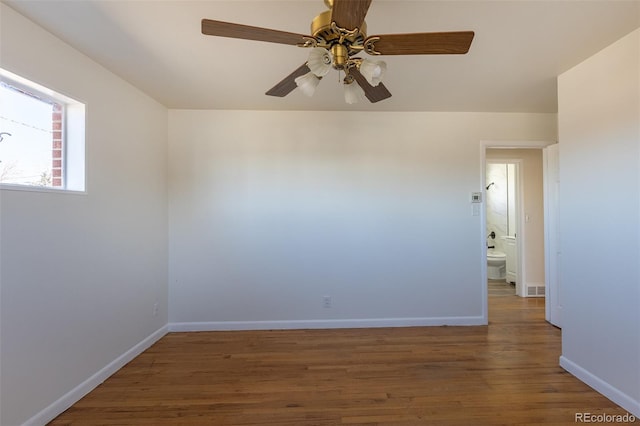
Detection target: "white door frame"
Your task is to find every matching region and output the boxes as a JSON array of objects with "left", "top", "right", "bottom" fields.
[{"left": 479, "top": 140, "right": 556, "bottom": 324}]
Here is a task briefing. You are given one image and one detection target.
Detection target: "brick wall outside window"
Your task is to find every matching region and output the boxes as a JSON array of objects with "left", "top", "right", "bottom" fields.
[
  {"left": 52, "top": 103, "right": 63, "bottom": 187},
  {"left": 2, "top": 68, "right": 84, "bottom": 191}
]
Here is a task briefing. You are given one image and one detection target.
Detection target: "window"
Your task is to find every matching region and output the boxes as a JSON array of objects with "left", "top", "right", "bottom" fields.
[{"left": 0, "top": 69, "right": 85, "bottom": 191}]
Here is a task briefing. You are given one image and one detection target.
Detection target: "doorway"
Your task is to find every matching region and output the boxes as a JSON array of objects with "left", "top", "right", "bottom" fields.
[
  {"left": 480, "top": 140, "right": 555, "bottom": 324},
  {"left": 486, "top": 160, "right": 520, "bottom": 296}
]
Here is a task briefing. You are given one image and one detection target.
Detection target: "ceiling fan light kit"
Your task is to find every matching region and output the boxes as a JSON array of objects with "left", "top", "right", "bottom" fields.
[
  {"left": 359, "top": 58, "right": 386, "bottom": 86},
  {"left": 344, "top": 76, "right": 365, "bottom": 104},
  {"left": 294, "top": 72, "right": 322, "bottom": 97},
  {"left": 202, "top": 0, "right": 474, "bottom": 104},
  {"left": 307, "top": 47, "right": 333, "bottom": 77}
]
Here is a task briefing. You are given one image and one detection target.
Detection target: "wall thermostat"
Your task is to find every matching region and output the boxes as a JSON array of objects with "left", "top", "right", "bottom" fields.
[{"left": 471, "top": 192, "right": 482, "bottom": 203}]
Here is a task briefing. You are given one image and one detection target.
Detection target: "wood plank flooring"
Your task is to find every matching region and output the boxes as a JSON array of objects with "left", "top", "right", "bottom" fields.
[
  {"left": 49, "top": 296, "right": 634, "bottom": 425},
  {"left": 488, "top": 279, "right": 516, "bottom": 297}
]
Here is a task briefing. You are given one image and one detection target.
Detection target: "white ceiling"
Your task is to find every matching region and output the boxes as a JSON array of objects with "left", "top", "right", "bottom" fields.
[{"left": 4, "top": 0, "right": 639, "bottom": 112}]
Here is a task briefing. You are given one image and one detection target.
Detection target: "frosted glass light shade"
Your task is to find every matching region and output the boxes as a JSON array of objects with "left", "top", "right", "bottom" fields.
[
  {"left": 295, "top": 72, "right": 321, "bottom": 97},
  {"left": 307, "top": 48, "right": 332, "bottom": 77},
  {"left": 359, "top": 59, "right": 387, "bottom": 86},
  {"left": 344, "top": 81, "right": 364, "bottom": 104}
]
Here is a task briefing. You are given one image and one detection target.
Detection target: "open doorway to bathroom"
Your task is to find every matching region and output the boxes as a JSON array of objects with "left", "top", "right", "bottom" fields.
[
  {"left": 480, "top": 141, "right": 555, "bottom": 324},
  {"left": 486, "top": 160, "right": 519, "bottom": 297},
  {"left": 486, "top": 148, "right": 546, "bottom": 298}
]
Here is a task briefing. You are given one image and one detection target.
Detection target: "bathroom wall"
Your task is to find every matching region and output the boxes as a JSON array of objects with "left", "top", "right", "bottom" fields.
[{"left": 485, "top": 163, "right": 512, "bottom": 253}]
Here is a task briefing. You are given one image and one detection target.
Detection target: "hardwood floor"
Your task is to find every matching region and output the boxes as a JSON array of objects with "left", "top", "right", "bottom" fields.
[
  {"left": 49, "top": 296, "right": 634, "bottom": 425},
  {"left": 487, "top": 279, "right": 516, "bottom": 297}
]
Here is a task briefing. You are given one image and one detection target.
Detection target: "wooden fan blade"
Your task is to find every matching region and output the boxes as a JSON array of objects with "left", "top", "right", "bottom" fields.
[
  {"left": 266, "top": 64, "right": 311, "bottom": 97},
  {"left": 331, "top": 0, "right": 372, "bottom": 30},
  {"left": 202, "top": 19, "right": 308, "bottom": 46},
  {"left": 350, "top": 68, "right": 392, "bottom": 103},
  {"left": 366, "top": 31, "right": 474, "bottom": 55}
]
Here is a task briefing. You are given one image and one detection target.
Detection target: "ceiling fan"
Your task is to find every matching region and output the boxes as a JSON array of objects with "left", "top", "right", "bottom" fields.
[{"left": 201, "top": 0, "right": 474, "bottom": 104}]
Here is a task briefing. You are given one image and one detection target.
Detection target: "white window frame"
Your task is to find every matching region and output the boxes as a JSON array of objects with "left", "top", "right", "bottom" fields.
[{"left": 0, "top": 68, "right": 85, "bottom": 193}]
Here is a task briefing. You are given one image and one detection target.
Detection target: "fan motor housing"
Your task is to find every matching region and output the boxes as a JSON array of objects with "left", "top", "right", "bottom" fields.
[{"left": 311, "top": 10, "right": 367, "bottom": 55}]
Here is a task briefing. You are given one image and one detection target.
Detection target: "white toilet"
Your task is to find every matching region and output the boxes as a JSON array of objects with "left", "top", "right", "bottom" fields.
[{"left": 487, "top": 249, "right": 507, "bottom": 280}]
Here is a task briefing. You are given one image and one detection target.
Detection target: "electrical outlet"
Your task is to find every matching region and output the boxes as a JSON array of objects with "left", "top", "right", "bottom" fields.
[
  {"left": 153, "top": 303, "right": 158, "bottom": 317},
  {"left": 322, "top": 295, "right": 332, "bottom": 308}
]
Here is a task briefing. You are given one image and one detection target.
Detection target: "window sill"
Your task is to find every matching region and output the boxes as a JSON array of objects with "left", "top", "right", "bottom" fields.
[{"left": 0, "top": 183, "right": 87, "bottom": 195}]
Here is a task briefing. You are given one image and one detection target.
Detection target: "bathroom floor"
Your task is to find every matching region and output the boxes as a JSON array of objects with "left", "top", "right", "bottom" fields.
[{"left": 488, "top": 279, "right": 516, "bottom": 296}]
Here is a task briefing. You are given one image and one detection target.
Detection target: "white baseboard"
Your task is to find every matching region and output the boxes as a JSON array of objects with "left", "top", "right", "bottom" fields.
[
  {"left": 168, "top": 316, "right": 486, "bottom": 332},
  {"left": 560, "top": 355, "right": 640, "bottom": 417},
  {"left": 23, "top": 325, "right": 168, "bottom": 426}
]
